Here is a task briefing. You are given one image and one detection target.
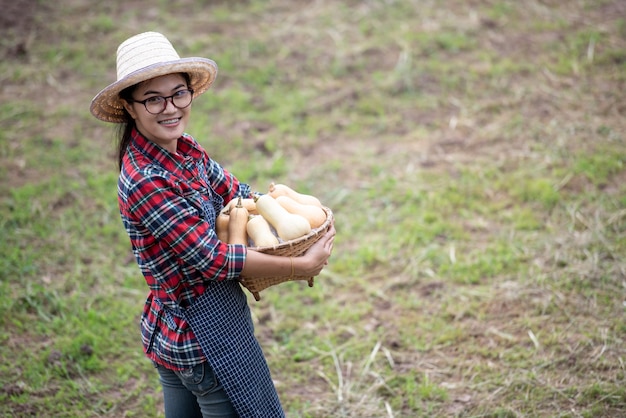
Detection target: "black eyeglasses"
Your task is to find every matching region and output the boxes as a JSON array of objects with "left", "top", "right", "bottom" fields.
[{"left": 132, "top": 89, "right": 194, "bottom": 114}]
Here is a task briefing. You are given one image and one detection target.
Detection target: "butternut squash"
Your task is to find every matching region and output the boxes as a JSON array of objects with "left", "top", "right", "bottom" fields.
[
  {"left": 227, "top": 197, "right": 249, "bottom": 245},
  {"left": 221, "top": 197, "right": 257, "bottom": 215},
  {"left": 216, "top": 211, "right": 230, "bottom": 242},
  {"left": 254, "top": 194, "right": 311, "bottom": 241},
  {"left": 246, "top": 215, "right": 280, "bottom": 247},
  {"left": 275, "top": 195, "right": 326, "bottom": 229},
  {"left": 268, "top": 182, "right": 322, "bottom": 207}
]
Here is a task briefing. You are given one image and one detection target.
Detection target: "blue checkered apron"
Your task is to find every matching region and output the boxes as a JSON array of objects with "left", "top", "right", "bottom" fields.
[
  {"left": 159, "top": 285, "right": 284, "bottom": 417},
  {"left": 170, "top": 161, "right": 284, "bottom": 417},
  {"left": 183, "top": 281, "right": 284, "bottom": 417}
]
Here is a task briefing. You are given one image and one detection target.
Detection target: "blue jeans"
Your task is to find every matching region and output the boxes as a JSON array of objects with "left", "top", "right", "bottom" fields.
[{"left": 156, "top": 361, "right": 238, "bottom": 418}]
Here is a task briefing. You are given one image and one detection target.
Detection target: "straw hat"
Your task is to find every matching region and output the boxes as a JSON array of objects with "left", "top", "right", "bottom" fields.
[{"left": 90, "top": 32, "right": 218, "bottom": 123}]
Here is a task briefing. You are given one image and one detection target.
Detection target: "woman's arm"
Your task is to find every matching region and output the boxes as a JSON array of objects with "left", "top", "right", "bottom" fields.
[{"left": 240, "top": 223, "right": 336, "bottom": 279}]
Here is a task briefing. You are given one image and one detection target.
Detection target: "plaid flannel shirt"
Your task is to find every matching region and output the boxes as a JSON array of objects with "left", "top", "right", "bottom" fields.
[{"left": 118, "top": 128, "right": 251, "bottom": 370}]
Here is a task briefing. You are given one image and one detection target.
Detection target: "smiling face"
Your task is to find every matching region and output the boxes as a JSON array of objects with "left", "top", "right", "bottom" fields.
[{"left": 123, "top": 73, "right": 192, "bottom": 153}]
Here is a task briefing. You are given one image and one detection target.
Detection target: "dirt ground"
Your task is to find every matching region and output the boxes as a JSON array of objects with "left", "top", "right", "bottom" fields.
[{"left": 1, "top": 0, "right": 41, "bottom": 57}]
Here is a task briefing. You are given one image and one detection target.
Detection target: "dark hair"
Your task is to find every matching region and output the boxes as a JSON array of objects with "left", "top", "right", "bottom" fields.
[
  {"left": 115, "top": 72, "right": 192, "bottom": 171},
  {"left": 116, "top": 85, "right": 138, "bottom": 171}
]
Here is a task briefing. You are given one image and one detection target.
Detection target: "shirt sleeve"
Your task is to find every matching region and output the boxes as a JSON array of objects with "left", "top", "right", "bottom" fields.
[
  {"left": 125, "top": 171, "right": 246, "bottom": 283},
  {"left": 203, "top": 153, "right": 252, "bottom": 204}
]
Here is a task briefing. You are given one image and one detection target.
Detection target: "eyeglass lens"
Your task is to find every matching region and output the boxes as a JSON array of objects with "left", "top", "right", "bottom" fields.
[{"left": 144, "top": 90, "right": 193, "bottom": 114}]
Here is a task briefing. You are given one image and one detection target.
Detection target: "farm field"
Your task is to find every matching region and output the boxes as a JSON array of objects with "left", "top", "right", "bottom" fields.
[{"left": 1, "top": 0, "right": 625, "bottom": 416}]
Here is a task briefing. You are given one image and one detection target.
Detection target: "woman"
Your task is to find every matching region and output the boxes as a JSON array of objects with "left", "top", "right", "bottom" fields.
[{"left": 90, "top": 32, "right": 335, "bottom": 418}]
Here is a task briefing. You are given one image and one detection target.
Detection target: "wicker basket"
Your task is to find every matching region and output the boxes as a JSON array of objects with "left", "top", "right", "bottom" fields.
[{"left": 239, "top": 206, "right": 333, "bottom": 301}]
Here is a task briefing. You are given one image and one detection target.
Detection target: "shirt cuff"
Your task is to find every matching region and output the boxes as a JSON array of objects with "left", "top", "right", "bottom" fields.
[{"left": 226, "top": 243, "right": 247, "bottom": 280}]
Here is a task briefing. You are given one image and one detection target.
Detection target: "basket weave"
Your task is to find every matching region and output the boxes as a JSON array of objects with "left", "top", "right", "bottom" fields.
[{"left": 239, "top": 206, "right": 333, "bottom": 301}]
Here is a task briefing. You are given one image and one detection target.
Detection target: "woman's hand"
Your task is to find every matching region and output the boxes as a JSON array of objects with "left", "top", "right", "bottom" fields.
[{"left": 294, "top": 223, "right": 336, "bottom": 277}]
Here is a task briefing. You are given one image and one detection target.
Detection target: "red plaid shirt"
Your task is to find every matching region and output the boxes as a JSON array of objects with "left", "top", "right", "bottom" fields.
[{"left": 118, "top": 128, "right": 250, "bottom": 370}]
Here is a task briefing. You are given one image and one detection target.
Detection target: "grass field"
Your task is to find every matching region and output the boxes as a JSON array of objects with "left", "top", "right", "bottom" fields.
[{"left": 1, "top": 0, "right": 625, "bottom": 416}]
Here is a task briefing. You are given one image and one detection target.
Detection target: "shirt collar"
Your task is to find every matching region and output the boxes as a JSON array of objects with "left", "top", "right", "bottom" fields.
[{"left": 130, "top": 127, "right": 204, "bottom": 173}]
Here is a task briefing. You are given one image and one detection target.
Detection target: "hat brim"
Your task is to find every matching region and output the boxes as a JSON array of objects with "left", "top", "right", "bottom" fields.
[{"left": 90, "top": 57, "right": 218, "bottom": 123}]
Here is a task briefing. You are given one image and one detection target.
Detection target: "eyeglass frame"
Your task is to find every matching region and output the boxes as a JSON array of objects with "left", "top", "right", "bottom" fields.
[{"left": 130, "top": 88, "right": 195, "bottom": 115}]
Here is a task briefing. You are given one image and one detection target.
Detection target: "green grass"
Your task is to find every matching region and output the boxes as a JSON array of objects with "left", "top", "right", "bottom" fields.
[{"left": 1, "top": 0, "right": 626, "bottom": 416}]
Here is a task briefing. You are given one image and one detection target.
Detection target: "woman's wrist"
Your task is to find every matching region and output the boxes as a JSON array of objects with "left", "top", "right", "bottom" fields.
[{"left": 289, "top": 255, "right": 303, "bottom": 278}]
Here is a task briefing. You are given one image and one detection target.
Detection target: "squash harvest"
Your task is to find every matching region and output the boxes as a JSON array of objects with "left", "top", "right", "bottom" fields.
[
  {"left": 268, "top": 182, "right": 322, "bottom": 207},
  {"left": 216, "top": 211, "right": 230, "bottom": 242},
  {"left": 219, "top": 183, "right": 327, "bottom": 248},
  {"left": 254, "top": 193, "right": 311, "bottom": 241},
  {"left": 247, "top": 215, "right": 279, "bottom": 247},
  {"left": 221, "top": 197, "right": 257, "bottom": 215},
  {"left": 275, "top": 195, "right": 326, "bottom": 229},
  {"left": 227, "top": 197, "right": 249, "bottom": 245}
]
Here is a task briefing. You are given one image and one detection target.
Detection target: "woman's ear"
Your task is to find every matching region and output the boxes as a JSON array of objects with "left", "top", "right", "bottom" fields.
[{"left": 122, "top": 99, "right": 137, "bottom": 119}]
